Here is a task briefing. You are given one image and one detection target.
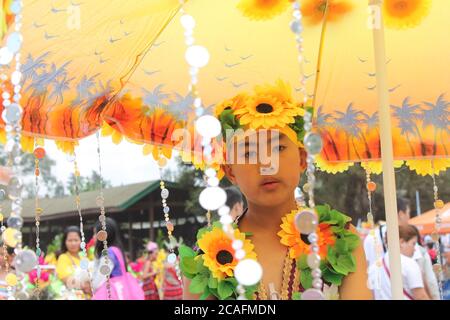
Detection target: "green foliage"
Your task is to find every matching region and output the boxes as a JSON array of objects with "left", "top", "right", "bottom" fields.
[
  {"left": 296, "top": 204, "right": 360, "bottom": 290},
  {"left": 46, "top": 233, "right": 63, "bottom": 255},
  {"left": 218, "top": 108, "right": 242, "bottom": 138},
  {"left": 67, "top": 170, "right": 112, "bottom": 195}
]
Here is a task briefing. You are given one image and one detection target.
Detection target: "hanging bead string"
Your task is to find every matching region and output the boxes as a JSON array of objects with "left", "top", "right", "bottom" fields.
[
  {"left": 33, "top": 144, "right": 46, "bottom": 298},
  {"left": 430, "top": 161, "right": 444, "bottom": 300},
  {"left": 95, "top": 132, "right": 112, "bottom": 299},
  {"left": 156, "top": 151, "right": 182, "bottom": 282},
  {"left": 1, "top": 0, "right": 33, "bottom": 300},
  {"left": 72, "top": 152, "right": 93, "bottom": 294},
  {"left": 179, "top": 1, "right": 262, "bottom": 299},
  {"left": 364, "top": 166, "right": 383, "bottom": 291},
  {"left": 290, "top": 1, "right": 325, "bottom": 300}
]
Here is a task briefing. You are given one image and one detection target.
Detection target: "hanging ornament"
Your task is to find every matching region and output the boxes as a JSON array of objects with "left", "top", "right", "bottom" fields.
[{"left": 291, "top": 0, "right": 324, "bottom": 300}]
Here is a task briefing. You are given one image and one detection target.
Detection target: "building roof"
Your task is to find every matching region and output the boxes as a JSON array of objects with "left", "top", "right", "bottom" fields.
[{"left": 6, "top": 181, "right": 173, "bottom": 222}]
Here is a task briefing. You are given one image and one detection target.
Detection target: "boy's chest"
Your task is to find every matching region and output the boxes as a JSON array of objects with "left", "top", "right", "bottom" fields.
[{"left": 251, "top": 237, "right": 289, "bottom": 298}]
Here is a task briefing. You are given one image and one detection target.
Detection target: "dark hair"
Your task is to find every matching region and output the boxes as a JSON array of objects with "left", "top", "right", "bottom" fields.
[
  {"left": 94, "top": 217, "right": 127, "bottom": 268},
  {"left": 225, "top": 187, "right": 243, "bottom": 209},
  {"left": 397, "top": 196, "right": 410, "bottom": 214},
  {"left": 60, "top": 226, "right": 81, "bottom": 254},
  {"left": 399, "top": 225, "right": 418, "bottom": 242},
  {"left": 410, "top": 225, "right": 423, "bottom": 246}
]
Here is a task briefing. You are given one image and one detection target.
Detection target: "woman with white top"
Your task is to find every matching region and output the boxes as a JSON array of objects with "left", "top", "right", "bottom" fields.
[{"left": 368, "top": 225, "right": 430, "bottom": 300}]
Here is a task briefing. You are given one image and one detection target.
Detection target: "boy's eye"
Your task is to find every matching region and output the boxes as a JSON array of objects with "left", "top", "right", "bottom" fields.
[
  {"left": 244, "top": 151, "right": 257, "bottom": 159},
  {"left": 272, "top": 145, "right": 286, "bottom": 153}
]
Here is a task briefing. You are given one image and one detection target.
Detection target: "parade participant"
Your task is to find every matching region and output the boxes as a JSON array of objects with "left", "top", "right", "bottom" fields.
[
  {"left": 142, "top": 241, "right": 160, "bottom": 300},
  {"left": 182, "top": 80, "right": 371, "bottom": 300},
  {"left": 368, "top": 225, "right": 430, "bottom": 300}
]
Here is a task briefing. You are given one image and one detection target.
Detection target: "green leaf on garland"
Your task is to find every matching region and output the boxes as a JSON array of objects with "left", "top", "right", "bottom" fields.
[
  {"left": 343, "top": 232, "right": 360, "bottom": 250},
  {"left": 208, "top": 276, "right": 218, "bottom": 289},
  {"left": 292, "top": 292, "right": 302, "bottom": 300},
  {"left": 300, "top": 268, "right": 313, "bottom": 290},
  {"left": 190, "top": 274, "right": 208, "bottom": 294},
  {"left": 199, "top": 287, "right": 211, "bottom": 300},
  {"left": 322, "top": 267, "right": 344, "bottom": 286},
  {"left": 179, "top": 244, "right": 196, "bottom": 258},
  {"left": 335, "top": 239, "right": 348, "bottom": 254},
  {"left": 218, "top": 280, "right": 234, "bottom": 300},
  {"left": 297, "top": 254, "right": 309, "bottom": 270},
  {"left": 180, "top": 256, "right": 197, "bottom": 278},
  {"left": 196, "top": 227, "right": 209, "bottom": 240}
]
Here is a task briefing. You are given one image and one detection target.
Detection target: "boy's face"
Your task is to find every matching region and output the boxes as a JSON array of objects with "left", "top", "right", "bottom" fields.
[{"left": 224, "top": 131, "right": 305, "bottom": 208}]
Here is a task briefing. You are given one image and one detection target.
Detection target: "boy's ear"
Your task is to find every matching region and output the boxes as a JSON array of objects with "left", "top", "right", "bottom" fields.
[
  {"left": 222, "top": 164, "right": 237, "bottom": 185},
  {"left": 299, "top": 148, "right": 307, "bottom": 171}
]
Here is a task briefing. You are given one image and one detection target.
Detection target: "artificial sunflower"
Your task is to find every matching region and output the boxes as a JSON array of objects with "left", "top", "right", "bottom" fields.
[
  {"left": 361, "top": 160, "right": 404, "bottom": 175},
  {"left": 20, "top": 136, "right": 45, "bottom": 153},
  {"left": 237, "top": 0, "right": 291, "bottom": 21},
  {"left": 54, "top": 140, "right": 78, "bottom": 155},
  {"left": 315, "top": 155, "right": 354, "bottom": 174},
  {"left": 214, "top": 93, "right": 249, "bottom": 118},
  {"left": 405, "top": 158, "right": 450, "bottom": 176},
  {"left": 278, "top": 209, "right": 336, "bottom": 259},
  {"left": 101, "top": 123, "right": 124, "bottom": 144},
  {"left": 383, "top": 0, "right": 431, "bottom": 29},
  {"left": 198, "top": 226, "right": 257, "bottom": 280},
  {"left": 301, "top": 0, "right": 353, "bottom": 26}
]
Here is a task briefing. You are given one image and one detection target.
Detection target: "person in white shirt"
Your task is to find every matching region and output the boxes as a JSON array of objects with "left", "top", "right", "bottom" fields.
[
  {"left": 364, "top": 197, "right": 411, "bottom": 267},
  {"left": 410, "top": 225, "right": 440, "bottom": 300},
  {"left": 368, "top": 225, "right": 430, "bottom": 300}
]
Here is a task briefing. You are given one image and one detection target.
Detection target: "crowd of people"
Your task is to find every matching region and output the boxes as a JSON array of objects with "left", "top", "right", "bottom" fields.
[
  {"left": 0, "top": 217, "right": 182, "bottom": 300},
  {"left": 0, "top": 191, "right": 448, "bottom": 300},
  {"left": 364, "top": 197, "right": 449, "bottom": 300}
]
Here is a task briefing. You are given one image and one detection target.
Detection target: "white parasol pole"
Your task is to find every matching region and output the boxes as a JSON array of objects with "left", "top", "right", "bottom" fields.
[{"left": 370, "top": 0, "right": 403, "bottom": 300}]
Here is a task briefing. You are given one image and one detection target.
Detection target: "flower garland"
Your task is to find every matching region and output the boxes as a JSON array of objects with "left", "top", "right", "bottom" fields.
[
  {"left": 179, "top": 222, "right": 258, "bottom": 300},
  {"left": 180, "top": 205, "right": 359, "bottom": 300},
  {"left": 216, "top": 80, "right": 309, "bottom": 146},
  {"left": 278, "top": 204, "right": 360, "bottom": 297}
]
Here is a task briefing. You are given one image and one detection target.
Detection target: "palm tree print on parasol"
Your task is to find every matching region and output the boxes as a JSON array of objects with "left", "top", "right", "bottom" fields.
[
  {"left": 421, "top": 94, "right": 450, "bottom": 156},
  {"left": 391, "top": 97, "right": 424, "bottom": 157},
  {"left": 334, "top": 103, "right": 365, "bottom": 160}
]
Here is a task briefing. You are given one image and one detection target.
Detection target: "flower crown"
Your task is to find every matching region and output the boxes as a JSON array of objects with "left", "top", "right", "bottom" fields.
[{"left": 215, "top": 79, "right": 311, "bottom": 146}]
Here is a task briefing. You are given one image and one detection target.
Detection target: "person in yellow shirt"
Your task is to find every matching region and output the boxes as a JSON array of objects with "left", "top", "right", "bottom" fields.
[{"left": 56, "top": 226, "right": 91, "bottom": 298}]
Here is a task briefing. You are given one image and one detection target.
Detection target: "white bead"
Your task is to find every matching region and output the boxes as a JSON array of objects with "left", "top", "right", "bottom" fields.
[
  {"left": 0, "top": 47, "right": 14, "bottom": 65},
  {"left": 220, "top": 214, "right": 233, "bottom": 225},
  {"left": 195, "top": 115, "right": 222, "bottom": 139},
  {"left": 207, "top": 177, "right": 219, "bottom": 187},
  {"left": 232, "top": 240, "right": 243, "bottom": 250},
  {"left": 235, "top": 249, "right": 246, "bottom": 260},
  {"left": 199, "top": 187, "right": 227, "bottom": 211},
  {"left": 234, "top": 259, "right": 263, "bottom": 286},
  {"left": 218, "top": 205, "right": 230, "bottom": 216},
  {"left": 180, "top": 14, "right": 196, "bottom": 30},
  {"left": 185, "top": 45, "right": 210, "bottom": 68}
]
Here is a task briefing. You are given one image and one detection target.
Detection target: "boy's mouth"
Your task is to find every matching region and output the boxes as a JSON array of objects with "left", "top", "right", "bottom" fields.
[{"left": 260, "top": 177, "right": 281, "bottom": 190}]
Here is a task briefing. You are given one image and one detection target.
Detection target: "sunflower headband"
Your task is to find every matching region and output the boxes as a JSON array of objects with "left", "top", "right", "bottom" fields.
[{"left": 214, "top": 80, "right": 310, "bottom": 148}]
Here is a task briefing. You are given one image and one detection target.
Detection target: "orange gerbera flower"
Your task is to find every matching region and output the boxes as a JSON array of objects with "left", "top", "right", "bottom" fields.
[
  {"left": 301, "top": 0, "right": 353, "bottom": 26},
  {"left": 278, "top": 210, "right": 336, "bottom": 259}
]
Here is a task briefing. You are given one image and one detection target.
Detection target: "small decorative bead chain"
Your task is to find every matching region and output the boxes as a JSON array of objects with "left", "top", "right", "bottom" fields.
[
  {"left": 72, "top": 153, "right": 94, "bottom": 292},
  {"left": 1, "top": 0, "right": 28, "bottom": 300},
  {"left": 290, "top": 0, "right": 325, "bottom": 300},
  {"left": 95, "top": 132, "right": 112, "bottom": 299},
  {"left": 33, "top": 143, "right": 46, "bottom": 298},
  {"left": 430, "top": 161, "right": 444, "bottom": 299},
  {"left": 157, "top": 152, "right": 179, "bottom": 274}
]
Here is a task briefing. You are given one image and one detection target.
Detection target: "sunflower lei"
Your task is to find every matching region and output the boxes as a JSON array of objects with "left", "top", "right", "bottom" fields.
[
  {"left": 278, "top": 204, "right": 360, "bottom": 297},
  {"left": 179, "top": 222, "right": 258, "bottom": 300},
  {"left": 180, "top": 205, "right": 359, "bottom": 300}
]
